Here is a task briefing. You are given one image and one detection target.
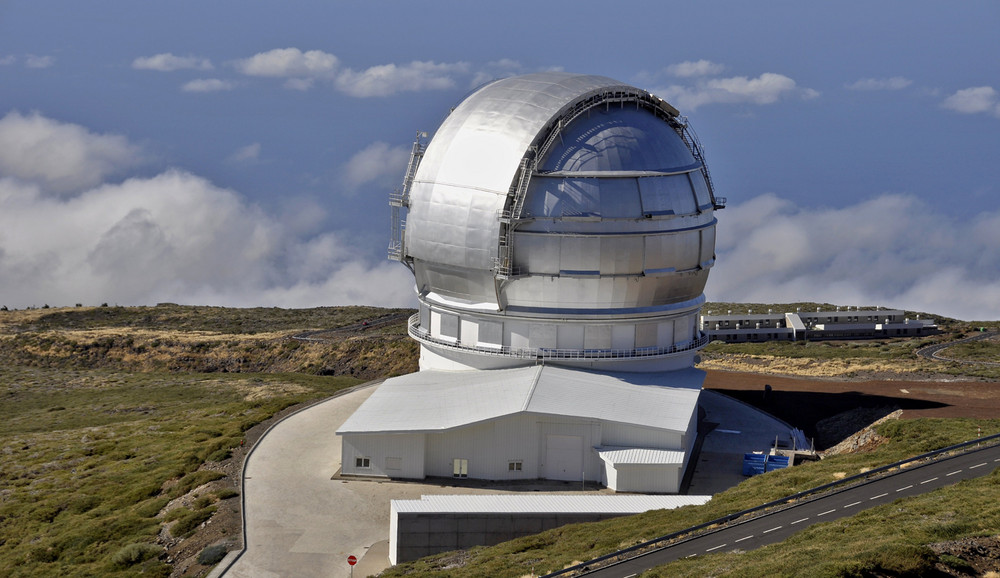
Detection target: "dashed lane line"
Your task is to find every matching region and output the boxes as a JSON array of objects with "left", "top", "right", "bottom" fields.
[
  {"left": 734, "top": 536, "right": 753, "bottom": 543},
  {"left": 791, "top": 518, "right": 809, "bottom": 525},
  {"left": 762, "top": 526, "right": 782, "bottom": 534},
  {"left": 818, "top": 509, "right": 836, "bottom": 516},
  {"left": 896, "top": 485, "right": 913, "bottom": 492},
  {"left": 970, "top": 462, "right": 988, "bottom": 469},
  {"left": 921, "top": 477, "right": 938, "bottom": 484},
  {"left": 845, "top": 501, "right": 862, "bottom": 508},
  {"left": 870, "top": 493, "right": 888, "bottom": 500},
  {"left": 946, "top": 470, "right": 963, "bottom": 476},
  {"left": 706, "top": 544, "right": 726, "bottom": 552}
]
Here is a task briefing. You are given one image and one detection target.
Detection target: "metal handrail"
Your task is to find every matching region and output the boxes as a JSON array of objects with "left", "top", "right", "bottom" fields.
[{"left": 407, "top": 314, "right": 708, "bottom": 360}]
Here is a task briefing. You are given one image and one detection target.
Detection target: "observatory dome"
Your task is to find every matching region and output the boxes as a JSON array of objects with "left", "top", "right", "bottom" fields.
[{"left": 391, "top": 72, "right": 722, "bottom": 371}]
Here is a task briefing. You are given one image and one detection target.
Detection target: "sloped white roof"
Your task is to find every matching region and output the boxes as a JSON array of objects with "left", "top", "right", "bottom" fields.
[
  {"left": 594, "top": 446, "right": 686, "bottom": 466},
  {"left": 336, "top": 365, "right": 703, "bottom": 435},
  {"left": 391, "top": 494, "right": 710, "bottom": 515}
]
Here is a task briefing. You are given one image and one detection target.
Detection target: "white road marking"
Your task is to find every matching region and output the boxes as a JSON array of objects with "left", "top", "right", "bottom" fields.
[
  {"left": 970, "top": 462, "right": 988, "bottom": 469},
  {"left": 845, "top": 501, "right": 862, "bottom": 508},
  {"left": 946, "top": 470, "right": 962, "bottom": 476},
  {"left": 871, "top": 493, "right": 888, "bottom": 500},
  {"left": 735, "top": 535, "right": 753, "bottom": 543},
  {"left": 818, "top": 509, "right": 836, "bottom": 516},
  {"left": 791, "top": 518, "right": 809, "bottom": 525},
  {"left": 762, "top": 526, "right": 782, "bottom": 534},
  {"left": 896, "top": 485, "right": 913, "bottom": 492},
  {"left": 706, "top": 544, "right": 726, "bottom": 552},
  {"left": 921, "top": 477, "right": 938, "bottom": 484}
]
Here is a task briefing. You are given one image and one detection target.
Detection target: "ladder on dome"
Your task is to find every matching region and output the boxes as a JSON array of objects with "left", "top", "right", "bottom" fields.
[
  {"left": 494, "top": 155, "right": 534, "bottom": 279},
  {"left": 388, "top": 132, "right": 427, "bottom": 263},
  {"left": 676, "top": 120, "right": 726, "bottom": 210}
]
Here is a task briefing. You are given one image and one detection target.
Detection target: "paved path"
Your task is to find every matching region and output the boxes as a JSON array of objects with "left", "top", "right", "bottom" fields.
[{"left": 218, "top": 383, "right": 790, "bottom": 578}]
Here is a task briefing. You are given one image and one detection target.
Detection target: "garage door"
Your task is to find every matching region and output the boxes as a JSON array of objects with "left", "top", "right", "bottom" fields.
[{"left": 544, "top": 434, "right": 583, "bottom": 481}]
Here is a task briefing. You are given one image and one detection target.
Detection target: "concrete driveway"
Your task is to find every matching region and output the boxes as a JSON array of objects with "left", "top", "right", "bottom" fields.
[{"left": 219, "top": 382, "right": 789, "bottom": 578}]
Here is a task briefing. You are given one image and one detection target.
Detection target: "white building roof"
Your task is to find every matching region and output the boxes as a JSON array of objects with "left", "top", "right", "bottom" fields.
[
  {"left": 391, "top": 494, "right": 711, "bottom": 515},
  {"left": 336, "top": 365, "right": 703, "bottom": 435},
  {"left": 594, "top": 446, "right": 686, "bottom": 466}
]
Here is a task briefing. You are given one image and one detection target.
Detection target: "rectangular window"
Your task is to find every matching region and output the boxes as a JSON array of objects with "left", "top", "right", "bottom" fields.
[
  {"left": 508, "top": 461, "right": 523, "bottom": 472},
  {"left": 452, "top": 458, "right": 468, "bottom": 478},
  {"left": 355, "top": 456, "right": 370, "bottom": 469}
]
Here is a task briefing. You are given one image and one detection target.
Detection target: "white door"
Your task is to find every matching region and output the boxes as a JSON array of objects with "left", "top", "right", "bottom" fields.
[{"left": 544, "top": 435, "right": 583, "bottom": 481}]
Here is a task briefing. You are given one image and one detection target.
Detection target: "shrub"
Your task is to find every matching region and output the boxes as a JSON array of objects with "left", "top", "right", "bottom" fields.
[
  {"left": 110, "top": 543, "right": 163, "bottom": 569},
  {"left": 214, "top": 488, "right": 239, "bottom": 500},
  {"left": 171, "top": 506, "right": 216, "bottom": 537},
  {"left": 198, "top": 544, "right": 229, "bottom": 565}
]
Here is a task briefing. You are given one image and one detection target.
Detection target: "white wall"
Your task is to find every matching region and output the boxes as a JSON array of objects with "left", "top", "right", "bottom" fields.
[{"left": 340, "top": 433, "right": 426, "bottom": 479}]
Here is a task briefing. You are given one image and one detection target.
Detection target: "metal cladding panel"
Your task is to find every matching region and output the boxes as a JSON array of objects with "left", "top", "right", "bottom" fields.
[
  {"left": 406, "top": 183, "right": 504, "bottom": 271},
  {"left": 406, "top": 73, "right": 630, "bottom": 269},
  {"left": 644, "top": 230, "right": 702, "bottom": 272},
  {"left": 600, "top": 425, "right": 684, "bottom": 450},
  {"left": 413, "top": 261, "right": 496, "bottom": 305},
  {"left": 700, "top": 227, "right": 716, "bottom": 264},
  {"left": 502, "top": 273, "right": 708, "bottom": 309}
]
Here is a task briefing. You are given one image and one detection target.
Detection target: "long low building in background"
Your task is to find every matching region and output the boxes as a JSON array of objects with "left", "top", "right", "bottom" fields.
[{"left": 700, "top": 307, "right": 938, "bottom": 343}]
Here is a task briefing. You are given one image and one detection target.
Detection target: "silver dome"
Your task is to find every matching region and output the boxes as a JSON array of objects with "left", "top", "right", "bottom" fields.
[{"left": 390, "top": 72, "right": 722, "bottom": 370}]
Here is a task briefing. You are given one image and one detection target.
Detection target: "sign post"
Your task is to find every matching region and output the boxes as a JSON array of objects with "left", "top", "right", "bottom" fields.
[{"left": 347, "top": 554, "right": 357, "bottom": 577}]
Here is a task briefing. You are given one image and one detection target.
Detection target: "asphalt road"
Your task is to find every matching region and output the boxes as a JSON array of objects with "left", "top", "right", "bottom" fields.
[
  {"left": 582, "top": 443, "right": 1000, "bottom": 577},
  {"left": 915, "top": 330, "right": 999, "bottom": 364}
]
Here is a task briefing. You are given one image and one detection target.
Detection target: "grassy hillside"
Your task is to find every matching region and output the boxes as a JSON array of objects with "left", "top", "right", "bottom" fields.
[
  {"left": 1, "top": 302, "right": 996, "bottom": 577},
  {"left": 0, "top": 304, "right": 417, "bottom": 577}
]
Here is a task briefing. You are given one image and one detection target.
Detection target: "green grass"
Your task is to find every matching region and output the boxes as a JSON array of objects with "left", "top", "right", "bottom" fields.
[
  {"left": 3, "top": 303, "right": 412, "bottom": 334},
  {"left": 381, "top": 418, "right": 1000, "bottom": 577},
  {"left": 0, "top": 367, "right": 361, "bottom": 577}
]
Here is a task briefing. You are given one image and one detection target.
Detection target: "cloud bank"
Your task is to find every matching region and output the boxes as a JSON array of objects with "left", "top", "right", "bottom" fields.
[
  {"left": 941, "top": 86, "right": 1000, "bottom": 118},
  {"left": 647, "top": 62, "right": 818, "bottom": 111},
  {"left": 0, "top": 112, "right": 413, "bottom": 310},
  {"left": 709, "top": 193, "right": 1000, "bottom": 321}
]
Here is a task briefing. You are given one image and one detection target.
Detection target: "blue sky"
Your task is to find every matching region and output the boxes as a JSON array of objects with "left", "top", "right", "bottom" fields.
[{"left": 1, "top": 1, "right": 999, "bottom": 319}]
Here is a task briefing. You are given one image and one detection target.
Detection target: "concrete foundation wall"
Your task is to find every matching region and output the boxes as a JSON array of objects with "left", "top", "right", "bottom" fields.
[{"left": 390, "top": 512, "right": 625, "bottom": 564}]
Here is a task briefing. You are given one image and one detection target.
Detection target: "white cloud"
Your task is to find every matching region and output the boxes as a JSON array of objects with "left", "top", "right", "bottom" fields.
[
  {"left": 181, "top": 78, "right": 235, "bottom": 92},
  {"left": 342, "top": 142, "right": 410, "bottom": 193},
  {"left": 25, "top": 54, "right": 54, "bottom": 69},
  {"left": 707, "top": 193, "right": 1000, "bottom": 321},
  {"left": 0, "top": 113, "right": 413, "bottom": 310},
  {"left": 941, "top": 86, "right": 1000, "bottom": 117},
  {"left": 666, "top": 60, "right": 725, "bottom": 78},
  {"left": 133, "top": 53, "right": 213, "bottom": 71},
  {"left": 228, "top": 142, "right": 261, "bottom": 163},
  {"left": 655, "top": 72, "right": 817, "bottom": 111},
  {"left": 234, "top": 48, "right": 338, "bottom": 79},
  {"left": 845, "top": 76, "right": 913, "bottom": 91},
  {"left": 335, "top": 60, "right": 469, "bottom": 97},
  {"left": 0, "top": 111, "right": 141, "bottom": 195}
]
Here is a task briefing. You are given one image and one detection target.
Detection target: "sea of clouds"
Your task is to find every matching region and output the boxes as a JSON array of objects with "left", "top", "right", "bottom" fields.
[{"left": 2, "top": 110, "right": 998, "bottom": 321}]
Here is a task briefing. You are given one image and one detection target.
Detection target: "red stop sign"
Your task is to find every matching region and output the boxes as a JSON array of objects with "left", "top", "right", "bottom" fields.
[{"left": 347, "top": 555, "right": 357, "bottom": 566}]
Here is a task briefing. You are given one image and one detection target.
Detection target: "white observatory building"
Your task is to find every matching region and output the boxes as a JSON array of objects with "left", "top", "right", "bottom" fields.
[{"left": 337, "top": 72, "right": 724, "bottom": 493}]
